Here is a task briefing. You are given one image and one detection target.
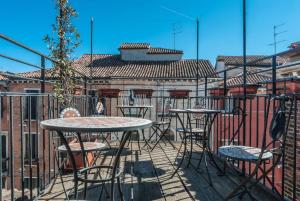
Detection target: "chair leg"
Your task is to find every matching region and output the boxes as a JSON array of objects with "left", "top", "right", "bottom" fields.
[
  {"left": 186, "top": 134, "right": 193, "bottom": 168},
  {"left": 117, "top": 177, "right": 125, "bottom": 201}
]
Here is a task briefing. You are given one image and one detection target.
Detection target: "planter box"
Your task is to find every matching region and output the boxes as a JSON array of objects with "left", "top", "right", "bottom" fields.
[
  {"left": 168, "top": 89, "right": 191, "bottom": 98},
  {"left": 99, "top": 88, "right": 120, "bottom": 98},
  {"left": 210, "top": 88, "right": 227, "bottom": 96},
  {"left": 229, "top": 85, "right": 258, "bottom": 95},
  {"left": 267, "top": 79, "right": 300, "bottom": 94},
  {"left": 133, "top": 89, "right": 154, "bottom": 98}
]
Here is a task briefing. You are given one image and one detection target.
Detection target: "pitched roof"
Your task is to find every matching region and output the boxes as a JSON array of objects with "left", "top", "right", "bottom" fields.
[
  {"left": 223, "top": 71, "right": 271, "bottom": 87},
  {"left": 217, "top": 55, "right": 285, "bottom": 67},
  {"left": 147, "top": 48, "right": 183, "bottom": 54},
  {"left": 119, "top": 43, "right": 150, "bottom": 49},
  {"left": 17, "top": 54, "right": 217, "bottom": 80},
  {"left": 119, "top": 43, "right": 183, "bottom": 54}
]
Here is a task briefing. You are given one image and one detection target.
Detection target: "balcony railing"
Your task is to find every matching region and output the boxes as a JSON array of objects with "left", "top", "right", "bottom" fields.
[
  {"left": 1, "top": 34, "right": 300, "bottom": 201},
  {"left": 0, "top": 91, "right": 299, "bottom": 200}
]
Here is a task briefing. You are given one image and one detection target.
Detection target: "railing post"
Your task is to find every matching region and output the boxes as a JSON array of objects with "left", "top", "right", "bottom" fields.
[
  {"left": 223, "top": 70, "right": 227, "bottom": 96},
  {"left": 272, "top": 55, "right": 277, "bottom": 95},
  {"left": 41, "top": 56, "right": 45, "bottom": 93},
  {"left": 0, "top": 95, "right": 2, "bottom": 201},
  {"left": 204, "top": 77, "right": 208, "bottom": 97},
  {"left": 84, "top": 77, "right": 88, "bottom": 96}
]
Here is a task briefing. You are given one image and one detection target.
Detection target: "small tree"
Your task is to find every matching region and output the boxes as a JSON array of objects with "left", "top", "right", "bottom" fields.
[{"left": 44, "top": 0, "right": 80, "bottom": 106}]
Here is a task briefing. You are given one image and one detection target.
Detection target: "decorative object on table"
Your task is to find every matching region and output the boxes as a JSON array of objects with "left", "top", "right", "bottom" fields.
[
  {"left": 129, "top": 89, "right": 135, "bottom": 106},
  {"left": 95, "top": 96, "right": 106, "bottom": 115}
]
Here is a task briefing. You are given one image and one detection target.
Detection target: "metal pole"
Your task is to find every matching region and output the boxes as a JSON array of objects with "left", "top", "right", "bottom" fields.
[
  {"left": 196, "top": 18, "right": 199, "bottom": 104},
  {"left": 0, "top": 95, "right": 2, "bottom": 201},
  {"left": 204, "top": 77, "right": 207, "bottom": 97},
  {"left": 272, "top": 55, "right": 277, "bottom": 95},
  {"left": 242, "top": 0, "right": 247, "bottom": 174},
  {"left": 41, "top": 56, "right": 46, "bottom": 93},
  {"left": 90, "top": 17, "right": 94, "bottom": 91},
  {"left": 223, "top": 70, "right": 227, "bottom": 96}
]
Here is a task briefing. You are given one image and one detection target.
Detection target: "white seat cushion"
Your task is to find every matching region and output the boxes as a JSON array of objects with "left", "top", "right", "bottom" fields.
[{"left": 218, "top": 145, "right": 273, "bottom": 161}]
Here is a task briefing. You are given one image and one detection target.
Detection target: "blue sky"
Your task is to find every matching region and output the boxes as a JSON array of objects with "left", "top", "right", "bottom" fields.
[{"left": 0, "top": 0, "right": 299, "bottom": 73}]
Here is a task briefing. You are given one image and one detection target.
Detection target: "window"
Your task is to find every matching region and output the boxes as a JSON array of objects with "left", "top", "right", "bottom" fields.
[
  {"left": 24, "top": 89, "right": 40, "bottom": 120},
  {"left": 0, "top": 96, "right": 4, "bottom": 118},
  {"left": 1, "top": 135, "right": 7, "bottom": 172},
  {"left": 224, "top": 98, "right": 240, "bottom": 113},
  {"left": 24, "top": 133, "right": 38, "bottom": 161}
]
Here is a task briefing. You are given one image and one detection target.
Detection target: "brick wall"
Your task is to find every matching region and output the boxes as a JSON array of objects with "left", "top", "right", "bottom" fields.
[{"left": 284, "top": 100, "right": 300, "bottom": 201}]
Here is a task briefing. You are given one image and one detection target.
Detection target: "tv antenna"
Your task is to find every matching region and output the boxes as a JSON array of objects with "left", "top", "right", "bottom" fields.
[
  {"left": 268, "top": 23, "right": 287, "bottom": 55},
  {"left": 172, "top": 23, "right": 182, "bottom": 49}
]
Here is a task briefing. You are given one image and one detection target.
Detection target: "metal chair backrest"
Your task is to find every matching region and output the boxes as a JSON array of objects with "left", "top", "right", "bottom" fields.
[{"left": 269, "top": 99, "right": 286, "bottom": 141}]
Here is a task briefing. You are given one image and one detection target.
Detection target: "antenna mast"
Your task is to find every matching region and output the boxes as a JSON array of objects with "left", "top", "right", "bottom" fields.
[{"left": 268, "top": 23, "right": 287, "bottom": 55}]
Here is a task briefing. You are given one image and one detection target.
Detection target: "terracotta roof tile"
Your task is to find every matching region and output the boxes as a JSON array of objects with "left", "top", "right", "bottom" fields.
[
  {"left": 147, "top": 47, "right": 183, "bottom": 54},
  {"left": 217, "top": 55, "right": 285, "bottom": 67},
  {"left": 119, "top": 43, "right": 150, "bottom": 49},
  {"left": 224, "top": 71, "right": 271, "bottom": 87},
  {"left": 16, "top": 54, "right": 217, "bottom": 80}
]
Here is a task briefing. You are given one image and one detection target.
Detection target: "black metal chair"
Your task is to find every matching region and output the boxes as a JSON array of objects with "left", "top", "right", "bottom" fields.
[
  {"left": 218, "top": 95, "right": 294, "bottom": 201},
  {"left": 147, "top": 98, "right": 177, "bottom": 151}
]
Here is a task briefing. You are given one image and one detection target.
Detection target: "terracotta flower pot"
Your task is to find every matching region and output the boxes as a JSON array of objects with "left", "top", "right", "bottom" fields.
[
  {"left": 132, "top": 89, "right": 154, "bottom": 98},
  {"left": 267, "top": 80, "right": 300, "bottom": 94},
  {"left": 229, "top": 85, "right": 258, "bottom": 95},
  {"left": 209, "top": 88, "right": 227, "bottom": 96},
  {"left": 99, "top": 88, "right": 120, "bottom": 98},
  {"left": 168, "top": 89, "right": 191, "bottom": 98}
]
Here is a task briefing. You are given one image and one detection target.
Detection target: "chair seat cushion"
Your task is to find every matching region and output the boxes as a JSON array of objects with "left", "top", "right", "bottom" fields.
[
  {"left": 176, "top": 128, "right": 204, "bottom": 133},
  {"left": 218, "top": 145, "right": 273, "bottom": 161},
  {"left": 58, "top": 142, "right": 106, "bottom": 153}
]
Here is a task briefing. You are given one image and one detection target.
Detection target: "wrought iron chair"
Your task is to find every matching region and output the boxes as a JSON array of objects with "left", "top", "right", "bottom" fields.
[
  {"left": 175, "top": 101, "right": 206, "bottom": 168},
  {"left": 218, "top": 95, "right": 294, "bottom": 201},
  {"left": 147, "top": 97, "right": 177, "bottom": 151}
]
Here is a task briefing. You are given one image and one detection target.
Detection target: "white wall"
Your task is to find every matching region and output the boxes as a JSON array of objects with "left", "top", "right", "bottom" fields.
[{"left": 120, "top": 49, "right": 182, "bottom": 61}]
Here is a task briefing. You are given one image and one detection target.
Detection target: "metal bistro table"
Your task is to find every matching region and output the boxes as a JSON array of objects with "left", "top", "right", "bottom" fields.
[
  {"left": 116, "top": 105, "right": 153, "bottom": 118},
  {"left": 116, "top": 105, "right": 153, "bottom": 150},
  {"left": 40, "top": 117, "right": 152, "bottom": 201},
  {"left": 170, "top": 108, "right": 224, "bottom": 185}
]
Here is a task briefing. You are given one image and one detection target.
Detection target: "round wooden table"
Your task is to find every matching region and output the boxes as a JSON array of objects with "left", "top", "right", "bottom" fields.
[{"left": 41, "top": 116, "right": 152, "bottom": 201}]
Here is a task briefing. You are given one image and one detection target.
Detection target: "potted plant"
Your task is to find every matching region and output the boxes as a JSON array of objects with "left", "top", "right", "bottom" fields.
[{"left": 44, "top": 0, "right": 80, "bottom": 109}]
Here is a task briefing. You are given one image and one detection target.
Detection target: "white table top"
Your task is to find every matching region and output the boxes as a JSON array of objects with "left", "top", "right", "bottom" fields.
[{"left": 40, "top": 117, "right": 153, "bottom": 133}]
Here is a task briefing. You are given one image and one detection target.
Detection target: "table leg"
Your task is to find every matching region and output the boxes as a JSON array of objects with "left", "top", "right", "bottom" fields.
[
  {"left": 76, "top": 133, "right": 88, "bottom": 199},
  {"left": 56, "top": 131, "right": 79, "bottom": 200},
  {"left": 110, "top": 131, "right": 130, "bottom": 201},
  {"left": 171, "top": 113, "right": 188, "bottom": 178}
]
